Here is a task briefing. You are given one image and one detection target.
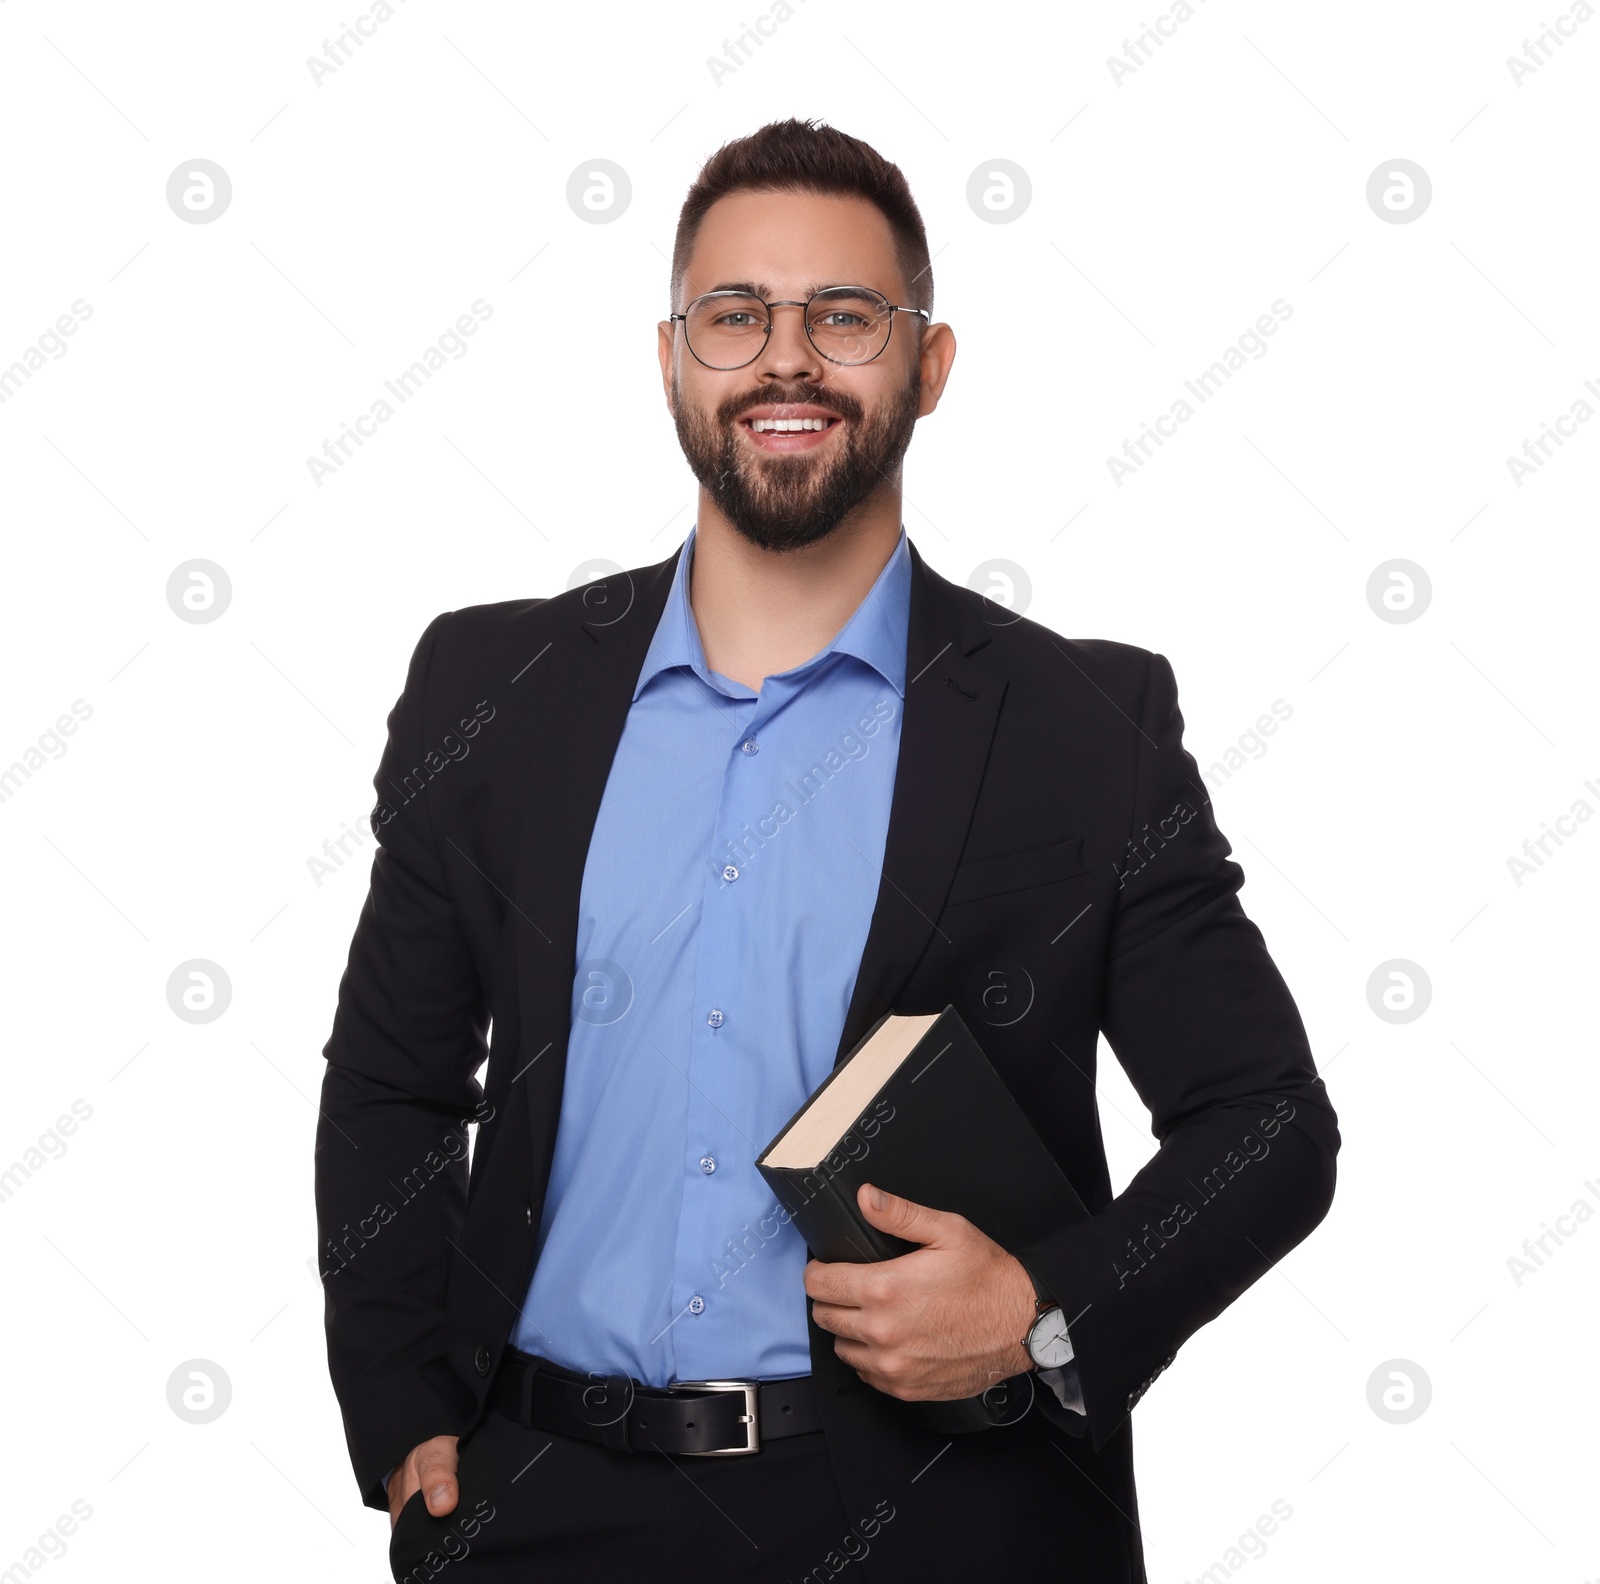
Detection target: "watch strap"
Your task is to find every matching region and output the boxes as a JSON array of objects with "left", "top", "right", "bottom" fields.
[{"left": 1020, "top": 1259, "right": 1055, "bottom": 1315}]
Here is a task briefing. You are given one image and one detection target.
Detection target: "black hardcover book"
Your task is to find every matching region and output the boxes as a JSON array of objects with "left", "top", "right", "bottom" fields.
[{"left": 756, "top": 1005, "right": 1089, "bottom": 1266}]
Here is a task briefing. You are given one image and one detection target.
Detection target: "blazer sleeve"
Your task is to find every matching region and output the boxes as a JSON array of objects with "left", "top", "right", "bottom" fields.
[
  {"left": 314, "top": 610, "right": 491, "bottom": 1510},
  {"left": 1013, "top": 650, "right": 1340, "bottom": 1450}
]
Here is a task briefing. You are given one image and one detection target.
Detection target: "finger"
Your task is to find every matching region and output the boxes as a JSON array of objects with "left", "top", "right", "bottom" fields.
[
  {"left": 831, "top": 1336, "right": 874, "bottom": 1376},
  {"left": 803, "top": 1258, "right": 864, "bottom": 1308},
  {"left": 855, "top": 1183, "right": 954, "bottom": 1246},
  {"left": 831, "top": 1339, "right": 902, "bottom": 1398},
  {"left": 809, "top": 1300, "right": 871, "bottom": 1343},
  {"left": 415, "top": 1448, "right": 460, "bottom": 1516}
]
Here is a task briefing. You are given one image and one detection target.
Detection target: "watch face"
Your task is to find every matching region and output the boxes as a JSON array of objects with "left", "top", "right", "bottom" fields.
[{"left": 1027, "top": 1307, "right": 1074, "bottom": 1369}]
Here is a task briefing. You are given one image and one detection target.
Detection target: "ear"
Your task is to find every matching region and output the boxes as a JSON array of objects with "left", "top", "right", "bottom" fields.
[
  {"left": 915, "top": 322, "right": 957, "bottom": 418},
  {"left": 658, "top": 320, "right": 677, "bottom": 411}
]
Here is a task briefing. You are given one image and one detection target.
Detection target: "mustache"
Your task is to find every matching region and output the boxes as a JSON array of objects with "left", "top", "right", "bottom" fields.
[{"left": 715, "top": 384, "right": 863, "bottom": 426}]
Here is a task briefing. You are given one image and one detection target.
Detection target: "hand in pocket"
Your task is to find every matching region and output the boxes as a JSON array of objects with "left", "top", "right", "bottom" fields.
[{"left": 387, "top": 1435, "right": 460, "bottom": 1531}]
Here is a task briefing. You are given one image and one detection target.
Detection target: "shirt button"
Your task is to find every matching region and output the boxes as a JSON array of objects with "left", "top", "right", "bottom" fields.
[
  {"left": 741, "top": 739, "right": 759, "bottom": 755},
  {"left": 687, "top": 1295, "right": 706, "bottom": 1315},
  {"left": 722, "top": 864, "right": 739, "bottom": 882},
  {"left": 707, "top": 1008, "right": 724, "bottom": 1029},
  {"left": 699, "top": 1154, "right": 717, "bottom": 1175}
]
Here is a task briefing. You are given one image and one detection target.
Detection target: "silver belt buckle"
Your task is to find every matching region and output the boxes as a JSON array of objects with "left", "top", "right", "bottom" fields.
[{"left": 669, "top": 1378, "right": 761, "bottom": 1455}]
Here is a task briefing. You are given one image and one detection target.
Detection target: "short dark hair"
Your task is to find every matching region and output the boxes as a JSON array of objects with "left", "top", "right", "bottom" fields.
[{"left": 670, "top": 118, "right": 934, "bottom": 315}]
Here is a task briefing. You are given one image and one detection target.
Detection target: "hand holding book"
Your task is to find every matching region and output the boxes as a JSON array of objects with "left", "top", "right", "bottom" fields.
[
  {"left": 757, "top": 1005, "right": 1090, "bottom": 1430},
  {"left": 803, "top": 1179, "right": 1040, "bottom": 1401}
]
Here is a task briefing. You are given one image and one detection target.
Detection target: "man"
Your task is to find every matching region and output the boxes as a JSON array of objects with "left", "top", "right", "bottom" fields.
[{"left": 316, "top": 118, "right": 1339, "bottom": 1583}]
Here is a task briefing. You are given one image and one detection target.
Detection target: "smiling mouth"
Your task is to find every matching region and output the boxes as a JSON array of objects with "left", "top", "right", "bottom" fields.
[
  {"left": 745, "top": 416, "right": 836, "bottom": 432},
  {"left": 737, "top": 412, "right": 844, "bottom": 451}
]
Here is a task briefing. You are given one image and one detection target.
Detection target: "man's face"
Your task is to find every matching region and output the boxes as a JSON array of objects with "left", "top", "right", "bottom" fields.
[{"left": 659, "top": 189, "right": 948, "bottom": 553}]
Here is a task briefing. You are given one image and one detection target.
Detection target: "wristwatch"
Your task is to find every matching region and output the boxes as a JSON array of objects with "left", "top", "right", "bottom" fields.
[{"left": 1020, "top": 1263, "right": 1074, "bottom": 1370}]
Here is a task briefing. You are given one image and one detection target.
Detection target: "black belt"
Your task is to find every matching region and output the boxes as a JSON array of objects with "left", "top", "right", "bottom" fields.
[{"left": 490, "top": 1347, "right": 821, "bottom": 1455}]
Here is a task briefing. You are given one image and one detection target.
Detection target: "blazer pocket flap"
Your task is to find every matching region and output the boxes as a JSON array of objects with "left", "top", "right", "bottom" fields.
[{"left": 945, "top": 836, "right": 1087, "bottom": 906}]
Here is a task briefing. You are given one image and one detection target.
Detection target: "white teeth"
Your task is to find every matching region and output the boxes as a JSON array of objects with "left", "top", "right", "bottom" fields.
[{"left": 750, "top": 417, "right": 830, "bottom": 432}]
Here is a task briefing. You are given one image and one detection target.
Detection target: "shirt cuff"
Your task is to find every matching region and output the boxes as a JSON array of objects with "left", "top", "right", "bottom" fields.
[{"left": 1037, "top": 1360, "right": 1086, "bottom": 1415}]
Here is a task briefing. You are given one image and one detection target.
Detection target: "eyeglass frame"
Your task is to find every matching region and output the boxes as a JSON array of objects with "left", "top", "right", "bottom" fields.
[{"left": 668, "top": 285, "right": 931, "bottom": 370}]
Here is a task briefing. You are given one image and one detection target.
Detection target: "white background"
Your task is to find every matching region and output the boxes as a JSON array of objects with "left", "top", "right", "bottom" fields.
[{"left": 1, "top": 1, "right": 1595, "bottom": 1579}]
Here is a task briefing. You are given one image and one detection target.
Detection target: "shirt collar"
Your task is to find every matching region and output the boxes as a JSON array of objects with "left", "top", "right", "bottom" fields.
[{"left": 633, "top": 522, "right": 911, "bottom": 702}]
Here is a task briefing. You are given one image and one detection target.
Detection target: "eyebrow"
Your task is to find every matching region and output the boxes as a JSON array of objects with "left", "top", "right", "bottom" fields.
[{"left": 700, "top": 282, "right": 855, "bottom": 299}]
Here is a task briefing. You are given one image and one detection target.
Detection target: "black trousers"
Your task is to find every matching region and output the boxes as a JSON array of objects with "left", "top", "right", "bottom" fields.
[{"left": 388, "top": 1395, "right": 862, "bottom": 1583}]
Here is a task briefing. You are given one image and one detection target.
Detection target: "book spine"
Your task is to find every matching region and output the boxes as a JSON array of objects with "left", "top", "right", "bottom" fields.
[
  {"left": 823, "top": 1171, "right": 900, "bottom": 1263},
  {"left": 759, "top": 1162, "right": 898, "bottom": 1263}
]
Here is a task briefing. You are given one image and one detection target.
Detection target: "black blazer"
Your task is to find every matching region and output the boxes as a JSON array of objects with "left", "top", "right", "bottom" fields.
[{"left": 315, "top": 538, "right": 1338, "bottom": 1581}]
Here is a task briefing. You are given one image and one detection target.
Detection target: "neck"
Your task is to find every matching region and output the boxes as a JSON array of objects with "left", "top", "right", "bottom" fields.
[{"left": 687, "top": 493, "right": 903, "bottom": 691}]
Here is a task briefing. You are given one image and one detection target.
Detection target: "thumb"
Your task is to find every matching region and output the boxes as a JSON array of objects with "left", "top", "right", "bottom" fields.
[
  {"left": 857, "top": 1182, "right": 947, "bottom": 1246},
  {"left": 416, "top": 1436, "right": 460, "bottom": 1516}
]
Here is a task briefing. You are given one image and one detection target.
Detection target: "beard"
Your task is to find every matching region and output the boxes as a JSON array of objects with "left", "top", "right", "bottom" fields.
[{"left": 671, "top": 368, "right": 922, "bottom": 553}]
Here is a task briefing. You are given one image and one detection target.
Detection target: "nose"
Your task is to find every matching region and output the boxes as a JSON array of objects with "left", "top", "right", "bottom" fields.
[{"left": 754, "top": 301, "right": 824, "bottom": 385}]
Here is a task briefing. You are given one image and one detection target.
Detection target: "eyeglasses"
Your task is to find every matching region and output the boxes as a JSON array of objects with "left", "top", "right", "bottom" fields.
[{"left": 669, "top": 285, "right": 929, "bottom": 371}]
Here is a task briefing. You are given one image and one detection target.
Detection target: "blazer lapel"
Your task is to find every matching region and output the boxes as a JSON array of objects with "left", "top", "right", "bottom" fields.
[{"left": 832, "top": 541, "right": 1007, "bottom": 1064}]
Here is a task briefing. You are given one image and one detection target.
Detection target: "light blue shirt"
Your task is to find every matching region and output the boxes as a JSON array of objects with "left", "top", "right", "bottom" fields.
[{"left": 515, "top": 524, "right": 911, "bottom": 1382}]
